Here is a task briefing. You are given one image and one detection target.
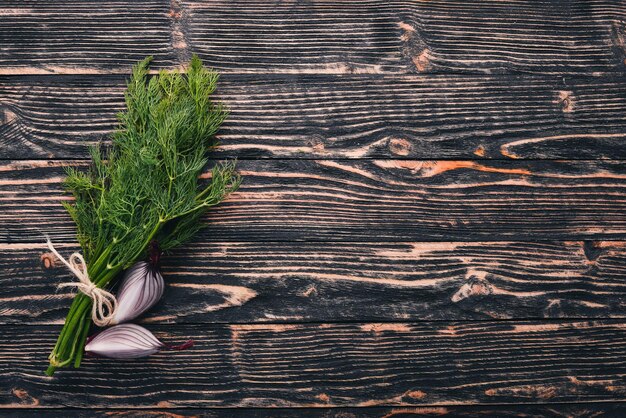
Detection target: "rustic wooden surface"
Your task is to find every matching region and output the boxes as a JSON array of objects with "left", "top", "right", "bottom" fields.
[
  {"left": 3, "top": 160, "right": 626, "bottom": 243},
  {"left": 3, "top": 240, "right": 626, "bottom": 323},
  {"left": 2, "top": 322, "right": 626, "bottom": 408},
  {"left": 7, "top": 404, "right": 626, "bottom": 417},
  {"left": 3, "top": 75, "right": 626, "bottom": 160},
  {"left": 1, "top": 0, "right": 626, "bottom": 416}
]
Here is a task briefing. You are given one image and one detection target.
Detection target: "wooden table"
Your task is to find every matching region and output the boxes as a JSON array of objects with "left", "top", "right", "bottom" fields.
[{"left": 1, "top": 1, "right": 626, "bottom": 416}]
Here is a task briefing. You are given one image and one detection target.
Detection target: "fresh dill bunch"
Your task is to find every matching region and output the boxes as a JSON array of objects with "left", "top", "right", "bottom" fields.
[{"left": 47, "top": 55, "right": 240, "bottom": 376}]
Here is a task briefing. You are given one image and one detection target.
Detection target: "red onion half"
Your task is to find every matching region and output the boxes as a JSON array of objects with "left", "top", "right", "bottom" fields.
[{"left": 85, "top": 324, "right": 193, "bottom": 359}]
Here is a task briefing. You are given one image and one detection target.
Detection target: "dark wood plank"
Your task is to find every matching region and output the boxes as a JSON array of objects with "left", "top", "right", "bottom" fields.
[
  {"left": 404, "top": 0, "right": 626, "bottom": 75},
  {"left": 2, "top": 74, "right": 626, "bottom": 160},
  {"left": 181, "top": 0, "right": 405, "bottom": 75},
  {"left": 2, "top": 240, "right": 625, "bottom": 324},
  {"left": 0, "top": 0, "right": 178, "bottom": 74},
  {"left": 7, "top": 404, "right": 626, "bottom": 417},
  {"left": 1, "top": 321, "right": 625, "bottom": 407},
  {"left": 1, "top": 159, "right": 626, "bottom": 243},
  {"left": 1, "top": 1, "right": 625, "bottom": 76},
  {"left": 182, "top": 0, "right": 626, "bottom": 75}
]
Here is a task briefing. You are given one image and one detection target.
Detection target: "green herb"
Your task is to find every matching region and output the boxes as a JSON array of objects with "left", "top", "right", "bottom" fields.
[{"left": 46, "top": 55, "right": 240, "bottom": 376}]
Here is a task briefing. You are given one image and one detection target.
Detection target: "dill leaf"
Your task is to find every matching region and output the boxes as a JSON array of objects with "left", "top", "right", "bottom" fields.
[
  {"left": 46, "top": 55, "right": 239, "bottom": 375},
  {"left": 64, "top": 55, "right": 239, "bottom": 268}
]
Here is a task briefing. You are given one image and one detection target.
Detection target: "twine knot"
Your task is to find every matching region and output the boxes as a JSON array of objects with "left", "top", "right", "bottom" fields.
[{"left": 46, "top": 238, "right": 117, "bottom": 327}]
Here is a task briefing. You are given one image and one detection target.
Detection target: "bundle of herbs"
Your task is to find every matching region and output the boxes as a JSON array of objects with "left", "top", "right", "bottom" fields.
[{"left": 46, "top": 55, "right": 240, "bottom": 376}]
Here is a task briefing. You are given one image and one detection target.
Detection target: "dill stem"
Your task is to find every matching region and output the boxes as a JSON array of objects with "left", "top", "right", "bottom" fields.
[
  {"left": 131, "top": 220, "right": 163, "bottom": 262},
  {"left": 45, "top": 254, "right": 123, "bottom": 376},
  {"left": 48, "top": 56, "right": 237, "bottom": 375},
  {"left": 73, "top": 315, "right": 91, "bottom": 368}
]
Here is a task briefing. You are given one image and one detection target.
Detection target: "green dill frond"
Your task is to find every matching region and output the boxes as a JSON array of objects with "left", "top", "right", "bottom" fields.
[
  {"left": 47, "top": 54, "right": 239, "bottom": 376},
  {"left": 63, "top": 55, "right": 239, "bottom": 268}
]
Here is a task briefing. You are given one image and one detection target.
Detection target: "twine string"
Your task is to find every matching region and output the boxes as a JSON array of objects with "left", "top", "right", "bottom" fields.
[{"left": 46, "top": 238, "right": 117, "bottom": 327}]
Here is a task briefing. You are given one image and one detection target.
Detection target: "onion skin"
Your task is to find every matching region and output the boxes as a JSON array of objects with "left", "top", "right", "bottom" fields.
[
  {"left": 110, "top": 261, "right": 164, "bottom": 325},
  {"left": 85, "top": 324, "right": 163, "bottom": 359},
  {"left": 85, "top": 324, "right": 194, "bottom": 359}
]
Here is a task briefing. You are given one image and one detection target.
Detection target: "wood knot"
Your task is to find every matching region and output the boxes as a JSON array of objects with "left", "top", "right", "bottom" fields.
[
  {"left": 405, "top": 390, "right": 426, "bottom": 400},
  {"left": 397, "top": 22, "right": 416, "bottom": 42},
  {"left": 168, "top": 9, "right": 181, "bottom": 19},
  {"left": 299, "top": 285, "right": 318, "bottom": 297},
  {"left": 398, "top": 21, "right": 430, "bottom": 72},
  {"left": 582, "top": 241, "right": 603, "bottom": 264},
  {"left": 473, "top": 145, "right": 486, "bottom": 157},
  {"left": 172, "top": 30, "right": 187, "bottom": 50},
  {"left": 40, "top": 252, "right": 60, "bottom": 269},
  {"left": 309, "top": 137, "right": 326, "bottom": 154},
  {"left": 1, "top": 106, "right": 17, "bottom": 124},
  {"left": 316, "top": 393, "right": 330, "bottom": 403},
  {"left": 555, "top": 90, "right": 574, "bottom": 113},
  {"left": 11, "top": 388, "right": 39, "bottom": 406},
  {"left": 451, "top": 271, "right": 493, "bottom": 303},
  {"left": 388, "top": 138, "right": 412, "bottom": 156},
  {"left": 412, "top": 49, "right": 430, "bottom": 72}
]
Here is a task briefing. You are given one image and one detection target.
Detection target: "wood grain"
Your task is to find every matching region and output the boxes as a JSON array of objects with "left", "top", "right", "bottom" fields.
[
  {"left": 1, "top": 321, "right": 625, "bottom": 407},
  {"left": 7, "top": 404, "right": 626, "bottom": 417},
  {"left": 0, "top": 0, "right": 178, "bottom": 74},
  {"left": 3, "top": 0, "right": 626, "bottom": 414},
  {"left": 1, "top": 1, "right": 625, "bottom": 75},
  {"left": 182, "top": 0, "right": 626, "bottom": 76},
  {"left": 2, "top": 240, "right": 625, "bottom": 324},
  {"left": 2, "top": 74, "right": 626, "bottom": 160},
  {"left": 1, "top": 159, "right": 625, "bottom": 243}
]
